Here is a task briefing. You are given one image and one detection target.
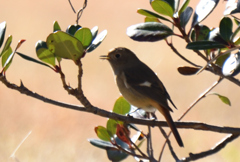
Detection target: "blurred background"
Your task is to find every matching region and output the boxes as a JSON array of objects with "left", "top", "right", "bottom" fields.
[{"left": 0, "top": 0, "right": 240, "bottom": 161}]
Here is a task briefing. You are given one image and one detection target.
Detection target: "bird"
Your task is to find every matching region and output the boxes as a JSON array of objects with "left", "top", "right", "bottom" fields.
[{"left": 100, "top": 47, "right": 183, "bottom": 147}]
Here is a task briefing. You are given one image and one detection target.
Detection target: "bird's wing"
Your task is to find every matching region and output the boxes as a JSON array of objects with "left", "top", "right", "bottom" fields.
[{"left": 123, "top": 62, "right": 177, "bottom": 111}]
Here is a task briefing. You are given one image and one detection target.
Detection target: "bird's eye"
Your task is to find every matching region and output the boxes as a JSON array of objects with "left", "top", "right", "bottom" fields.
[{"left": 115, "top": 53, "right": 121, "bottom": 59}]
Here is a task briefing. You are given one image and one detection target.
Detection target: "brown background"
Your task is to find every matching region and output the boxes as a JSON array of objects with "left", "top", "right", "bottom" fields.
[{"left": 0, "top": 0, "right": 240, "bottom": 161}]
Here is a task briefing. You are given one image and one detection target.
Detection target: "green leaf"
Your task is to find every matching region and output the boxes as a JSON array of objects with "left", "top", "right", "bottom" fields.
[
  {"left": 178, "top": 0, "right": 190, "bottom": 16},
  {"left": 0, "top": 35, "right": 12, "bottom": 57},
  {"left": 1, "top": 47, "right": 12, "bottom": 68},
  {"left": 95, "top": 126, "right": 111, "bottom": 141},
  {"left": 0, "top": 21, "right": 6, "bottom": 49},
  {"left": 74, "top": 27, "right": 92, "bottom": 49},
  {"left": 2, "top": 39, "right": 25, "bottom": 72},
  {"left": 210, "top": 93, "right": 231, "bottom": 106},
  {"left": 145, "top": 17, "right": 160, "bottom": 22},
  {"left": 215, "top": 53, "right": 230, "bottom": 67},
  {"left": 106, "top": 119, "right": 117, "bottom": 137},
  {"left": 53, "top": 21, "right": 61, "bottom": 32},
  {"left": 193, "top": 25, "right": 210, "bottom": 41},
  {"left": 46, "top": 31, "right": 84, "bottom": 62},
  {"left": 86, "top": 30, "right": 107, "bottom": 53},
  {"left": 186, "top": 40, "right": 226, "bottom": 50},
  {"left": 137, "top": 9, "right": 171, "bottom": 22},
  {"left": 180, "top": 6, "right": 193, "bottom": 29},
  {"left": 66, "top": 24, "right": 82, "bottom": 36},
  {"left": 191, "top": 0, "right": 219, "bottom": 27},
  {"left": 151, "top": 0, "right": 174, "bottom": 17},
  {"left": 113, "top": 96, "right": 131, "bottom": 115},
  {"left": 16, "top": 52, "right": 53, "bottom": 69},
  {"left": 220, "top": 17, "right": 233, "bottom": 42},
  {"left": 127, "top": 22, "right": 173, "bottom": 42},
  {"left": 36, "top": 40, "right": 55, "bottom": 66}
]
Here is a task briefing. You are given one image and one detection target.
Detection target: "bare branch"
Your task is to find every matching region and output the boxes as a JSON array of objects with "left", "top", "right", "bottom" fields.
[
  {"left": 158, "top": 127, "right": 178, "bottom": 162},
  {"left": 180, "top": 134, "right": 239, "bottom": 162},
  {"left": 1, "top": 74, "right": 240, "bottom": 133},
  {"left": 76, "top": 0, "right": 87, "bottom": 24},
  {"left": 68, "top": 0, "right": 76, "bottom": 13}
]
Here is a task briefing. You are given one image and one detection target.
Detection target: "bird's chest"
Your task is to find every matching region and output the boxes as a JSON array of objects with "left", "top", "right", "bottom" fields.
[{"left": 115, "top": 72, "right": 156, "bottom": 112}]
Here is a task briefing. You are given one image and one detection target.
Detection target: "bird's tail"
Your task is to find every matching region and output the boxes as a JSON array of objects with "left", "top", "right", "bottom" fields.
[{"left": 163, "top": 109, "right": 184, "bottom": 147}]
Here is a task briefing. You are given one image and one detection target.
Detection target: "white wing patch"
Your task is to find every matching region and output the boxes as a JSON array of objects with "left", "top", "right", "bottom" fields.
[{"left": 139, "top": 81, "right": 152, "bottom": 87}]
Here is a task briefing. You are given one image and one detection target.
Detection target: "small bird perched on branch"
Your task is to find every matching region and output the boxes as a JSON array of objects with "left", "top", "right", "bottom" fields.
[{"left": 101, "top": 47, "right": 183, "bottom": 147}]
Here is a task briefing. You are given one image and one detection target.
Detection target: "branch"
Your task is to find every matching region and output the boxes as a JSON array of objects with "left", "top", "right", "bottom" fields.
[
  {"left": 1, "top": 74, "right": 240, "bottom": 134},
  {"left": 180, "top": 134, "right": 239, "bottom": 162}
]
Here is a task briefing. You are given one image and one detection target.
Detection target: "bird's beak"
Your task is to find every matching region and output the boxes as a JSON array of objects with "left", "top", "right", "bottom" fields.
[{"left": 100, "top": 55, "right": 109, "bottom": 60}]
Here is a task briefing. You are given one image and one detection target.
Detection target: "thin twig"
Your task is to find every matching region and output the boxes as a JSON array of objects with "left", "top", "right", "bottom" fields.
[
  {"left": 68, "top": 0, "right": 76, "bottom": 13},
  {"left": 158, "top": 127, "right": 179, "bottom": 161},
  {"left": 113, "top": 142, "right": 150, "bottom": 160},
  {"left": 159, "top": 77, "right": 223, "bottom": 161},
  {"left": 76, "top": 0, "right": 88, "bottom": 24},
  {"left": 166, "top": 40, "right": 201, "bottom": 68},
  {"left": 180, "top": 134, "right": 239, "bottom": 162},
  {"left": 10, "top": 131, "right": 32, "bottom": 159}
]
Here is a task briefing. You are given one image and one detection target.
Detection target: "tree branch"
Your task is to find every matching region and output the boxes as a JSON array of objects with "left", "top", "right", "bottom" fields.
[
  {"left": 1, "top": 73, "right": 240, "bottom": 134},
  {"left": 180, "top": 134, "right": 239, "bottom": 162}
]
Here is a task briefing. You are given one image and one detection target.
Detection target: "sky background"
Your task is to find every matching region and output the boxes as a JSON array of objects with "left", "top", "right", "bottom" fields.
[{"left": 0, "top": 0, "right": 240, "bottom": 161}]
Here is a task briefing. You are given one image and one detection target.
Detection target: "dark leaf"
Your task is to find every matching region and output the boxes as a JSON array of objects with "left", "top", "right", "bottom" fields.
[
  {"left": 186, "top": 40, "right": 226, "bottom": 50},
  {"left": 191, "top": 0, "right": 219, "bottom": 27},
  {"left": 66, "top": 24, "right": 82, "bottom": 36},
  {"left": 220, "top": 17, "right": 233, "bottom": 42},
  {"left": 88, "top": 138, "right": 116, "bottom": 149},
  {"left": 106, "top": 147, "right": 129, "bottom": 161},
  {"left": 17, "top": 52, "right": 53, "bottom": 69},
  {"left": 222, "top": 51, "right": 240, "bottom": 76},
  {"left": 151, "top": 0, "right": 174, "bottom": 17},
  {"left": 91, "top": 26, "right": 98, "bottom": 41},
  {"left": 86, "top": 30, "right": 107, "bottom": 53},
  {"left": 137, "top": 9, "right": 171, "bottom": 22},
  {"left": 107, "top": 137, "right": 130, "bottom": 161},
  {"left": 177, "top": 66, "right": 200, "bottom": 75},
  {"left": 180, "top": 6, "right": 193, "bottom": 29},
  {"left": 209, "top": 28, "right": 229, "bottom": 45},
  {"left": 178, "top": 0, "right": 190, "bottom": 16},
  {"left": 230, "top": 0, "right": 240, "bottom": 14},
  {"left": 0, "top": 21, "right": 6, "bottom": 49},
  {"left": 224, "top": 0, "right": 238, "bottom": 15},
  {"left": 127, "top": 22, "right": 173, "bottom": 42}
]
